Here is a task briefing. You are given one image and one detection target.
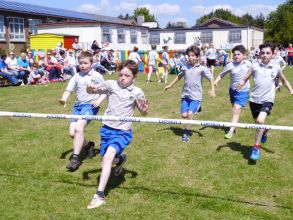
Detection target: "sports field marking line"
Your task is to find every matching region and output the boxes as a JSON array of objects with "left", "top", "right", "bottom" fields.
[{"left": 0, "top": 111, "right": 293, "bottom": 131}]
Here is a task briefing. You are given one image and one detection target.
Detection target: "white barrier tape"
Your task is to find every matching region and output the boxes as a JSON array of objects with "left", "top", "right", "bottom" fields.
[{"left": 0, "top": 111, "right": 293, "bottom": 131}]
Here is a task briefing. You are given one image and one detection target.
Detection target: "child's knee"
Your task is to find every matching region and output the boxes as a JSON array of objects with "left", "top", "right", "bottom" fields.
[{"left": 256, "top": 117, "right": 265, "bottom": 124}]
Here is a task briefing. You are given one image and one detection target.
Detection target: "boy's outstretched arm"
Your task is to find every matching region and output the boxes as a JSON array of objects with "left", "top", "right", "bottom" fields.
[
  {"left": 213, "top": 75, "right": 222, "bottom": 87},
  {"left": 279, "top": 72, "right": 293, "bottom": 94},
  {"left": 136, "top": 99, "right": 149, "bottom": 116},
  {"left": 92, "top": 94, "right": 107, "bottom": 108},
  {"left": 236, "top": 67, "right": 252, "bottom": 91},
  {"left": 164, "top": 75, "right": 180, "bottom": 91},
  {"left": 59, "top": 90, "right": 71, "bottom": 108},
  {"left": 209, "top": 80, "right": 216, "bottom": 97}
]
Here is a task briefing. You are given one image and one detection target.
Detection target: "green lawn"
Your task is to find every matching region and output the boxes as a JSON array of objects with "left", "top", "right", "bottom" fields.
[{"left": 0, "top": 67, "right": 292, "bottom": 219}]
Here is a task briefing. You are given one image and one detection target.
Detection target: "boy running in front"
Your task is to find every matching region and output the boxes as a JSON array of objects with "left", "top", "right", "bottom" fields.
[
  {"left": 237, "top": 42, "right": 293, "bottom": 161},
  {"left": 86, "top": 60, "right": 149, "bottom": 208}
]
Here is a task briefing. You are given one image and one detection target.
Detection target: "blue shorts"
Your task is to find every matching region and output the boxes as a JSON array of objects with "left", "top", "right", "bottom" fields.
[
  {"left": 181, "top": 98, "right": 201, "bottom": 114},
  {"left": 100, "top": 125, "right": 133, "bottom": 157},
  {"left": 229, "top": 89, "right": 249, "bottom": 108},
  {"left": 71, "top": 103, "right": 99, "bottom": 124}
]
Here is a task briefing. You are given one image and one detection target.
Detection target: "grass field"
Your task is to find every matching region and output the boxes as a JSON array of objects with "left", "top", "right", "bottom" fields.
[{"left": 0, "top": 67, "right": 292, "bottom": 219}]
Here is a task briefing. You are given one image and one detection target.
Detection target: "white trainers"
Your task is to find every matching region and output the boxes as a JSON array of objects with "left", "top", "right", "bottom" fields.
[
  {"left": 87, "top": 194, "right": 106, "bottom": 209},
  {"left": 114, "top": 154, "right": 127, "bottom": 176}
]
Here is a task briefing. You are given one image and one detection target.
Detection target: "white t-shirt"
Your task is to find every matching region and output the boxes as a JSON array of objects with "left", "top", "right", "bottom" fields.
[{"left": 128, "top": 52, "right": 141, "bottom": 64}]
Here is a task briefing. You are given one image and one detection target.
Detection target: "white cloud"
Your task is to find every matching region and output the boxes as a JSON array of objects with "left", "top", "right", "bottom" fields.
[
  {"left": 77, "top": 0, "right": 112, "bottom": 14},
  {"left": 140, "top": 3, "right": 180, "bottom": 15},
  {"left": 114, "top": 2, "right": 137, "bottom": 12},
  {"left": 190, "top": 4, "right": 277, "bottom": 16},
  {"left": 78, "top": 4, "right": 100, "bottom": 14}
]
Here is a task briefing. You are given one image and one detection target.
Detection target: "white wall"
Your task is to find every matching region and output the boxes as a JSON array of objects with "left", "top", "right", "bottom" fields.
[{"left": 152, "top": 27, "right": 264, "bottom": 50}]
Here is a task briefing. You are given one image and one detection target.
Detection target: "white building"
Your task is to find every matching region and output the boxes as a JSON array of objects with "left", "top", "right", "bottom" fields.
[
  {"left": 148, "top": 18, "right": 264, "bottom": 50},
  {"left": 38, "top": 20, "right": 149, "bottom": 51}
]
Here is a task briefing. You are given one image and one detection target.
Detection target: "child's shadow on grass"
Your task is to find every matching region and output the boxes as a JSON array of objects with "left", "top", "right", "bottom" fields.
[
  {"left": 199, "top": 126, "right": 229, "bottom": 133},
  {"left": 159, "top": 127, "right": 203, "bottom": 137},
  {"left": 82, "top": 168, "right": 138, "bottom": 196},
  {"left": 59, "top": 148, "right": 100, "bottom": 162},
  {"left": 216, "top": 142, "right": 274, "bottom": 165}
]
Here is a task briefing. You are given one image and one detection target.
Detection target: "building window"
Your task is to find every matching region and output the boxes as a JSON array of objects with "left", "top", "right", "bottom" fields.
[
  {"left": 29, "top": 19, "right": 42, "bottom": 35},
  {"left": 0, "top": 16, "right": 5, "bottom": 40},
  {"left": 9, "top": 17, "right": 25, "bottom": 41},
  {"left": 102, "top": 26, "right": 112, "bottom": 43},
  {"left": 229, "top": 30, "right": 241, "bottom": 43},
  {"left": 130, "top": 29, "right": 137, "bottom": 44},
  {"left": 174, "top": 32, "right": 186, "bottom": 44},
  {"left": 200, "top": 31, "right": 213, "bottom": 44},
  {"left": 149, "top": 32, "right": 160, "bottom": 45},
  {"left": 117, "top": 28, "right": 125, "bottom": 43},
  {"left": 141, "top": 29, "right": 148, "bottom": 44}
]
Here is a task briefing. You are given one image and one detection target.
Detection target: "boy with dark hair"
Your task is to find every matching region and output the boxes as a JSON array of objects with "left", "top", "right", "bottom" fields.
[
  {"left": 214, "top": 45, "right": 252, "bottom": 139},
  {"left": 165, "top": 45, "right": 215, "bottom": 143},
  {"left": 86, "top": 60, "right": 149, "bottom": 208},
  {"left": 237, "top": 42, "right": 293, "bottom": 161}
]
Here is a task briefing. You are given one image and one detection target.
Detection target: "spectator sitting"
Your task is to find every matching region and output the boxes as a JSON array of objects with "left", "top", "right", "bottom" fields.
[
  {"left": 17, "top": 52, "right": 31, "bottom": 85},
  {"left": 45, "top": 51, "right": 62, "bottom": 82},
  {"left": 27, "top": 51, "right": 35, "bottom": 68},
  {"left": 0, "top": 54, "right": 21, "bottom": 86},
  {"left": 37, "top": 54, "right": 48, "bottom": 76},
  {"left": 28, "top": 63, "right": 42, "bottom": 84},
  {"left": 5, "top": 51, "right": 22, "bottom": 80}
]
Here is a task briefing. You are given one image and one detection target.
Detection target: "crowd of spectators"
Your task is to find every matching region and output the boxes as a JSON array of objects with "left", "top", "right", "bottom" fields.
[{"left": 0, "top": 40, "right": 118, "bottom": 87}]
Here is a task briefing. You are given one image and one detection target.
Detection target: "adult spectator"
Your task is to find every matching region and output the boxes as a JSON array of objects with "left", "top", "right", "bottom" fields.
[
  {"left": 100, "top": 47, "right": 113, "bottom": 70},
  {"left": 17, "top": 52, "right": 31, "bottom": 84},
  {"left": 0, "top": 54, "right": 21, "bottom": 86},
  {"left": 288, "top": 43, "right": 293, "bottom": 68},
  {"left": 5, "top": 51, "right": 22, "bottom": 80},
  {"left": 72, "top": 38, "right": 82, "bottom": 52}
]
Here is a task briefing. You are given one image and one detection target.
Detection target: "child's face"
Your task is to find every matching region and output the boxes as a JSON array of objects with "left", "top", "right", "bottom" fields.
[
  {"left": 187, "top": 51, "right": 198, "bottom": 65},
  {"left": 79, "top": 57, "right": 92, "bottom": 73},
  {"left": 118, "top": 67, "right": 135, "bottom": 88},
  {"left": 233, "top": 50, "right": 244, "bottom": 63},
  {"left": 260, "top": 47, "right": 273, "bottom": 64}
]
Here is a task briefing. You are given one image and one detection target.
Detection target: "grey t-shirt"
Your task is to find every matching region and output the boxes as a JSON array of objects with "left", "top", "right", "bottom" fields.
[
  {"left": 273, "top": 55, "right": 286, "bottom": 67},
  {"left": 179, "top": 64, "right": 213, "bottom": 101},
  {"left": 250, "top": 61, "right": 281, "bottom": 104},
  {"left": 94, "top": 80, "right": 146, "bottom": 130},
  {"left": 66, "top": 69, "right": 104, "bottom": 104},
  {"left": 220, "top": 60, "right": 251, "bottom": 91}
]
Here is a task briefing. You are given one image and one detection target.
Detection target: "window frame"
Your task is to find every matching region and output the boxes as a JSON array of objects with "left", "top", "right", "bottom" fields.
[
  {"left": 141, "top": 29, "right": 148, "bottom": 44},
  {"left": 174, "top": 31, "right": 186, "bottom": 44},
  {"left": 0, "top": 16, "right": 5, "bottom": 40},
  {"left": 102, "top": 26, "right": 112, "bottom": 43},
  {"left": 200, "top": 31, "right": 213, "bottom": 44},
  {"left": 229, "top": 30, "right": 241, "bottom": 43},
  {"left": 117, "top": 27, "right": 126, "bottom": 43},
  {"left": 8, "top": 16, "right": 25, "bottom": 41},
  {"left": 149, "top": 32, "right": 160, "bottom": 45},
  {"left": 28, "top": 18, "right": 42, "bottom": 35},
  {"left": 130, "top": 28, "right": 137, "bottom": 44}
]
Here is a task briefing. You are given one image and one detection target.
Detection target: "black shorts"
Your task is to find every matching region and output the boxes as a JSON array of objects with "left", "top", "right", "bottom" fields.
[
  {"left": 249, "top": 102, "right": 274, "bottom": 119},
  {"left": 207, "top": 59, "right": 216, "bottom": 67}
]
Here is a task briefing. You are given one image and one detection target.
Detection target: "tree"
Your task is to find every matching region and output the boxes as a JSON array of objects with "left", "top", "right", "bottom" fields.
[
  {"left": 265, "top": 0, "right": 293, "bottom": 45},
  {"left": 117, "top": 7, "right": 156, "bottom": 22},
  {"left": 133, "top": 7, "right": 156, "bottom": 22},
  {"left": 194, "top": 9, "right": 265, "bottom": 28},
  {"left": 166, "top": 21, "right": 187, "bottom": 28}
]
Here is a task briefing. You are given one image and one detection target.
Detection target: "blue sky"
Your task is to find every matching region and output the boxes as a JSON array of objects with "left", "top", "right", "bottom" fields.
[{"left": 14, "top": 0, "right": 285, "bottom": 27}]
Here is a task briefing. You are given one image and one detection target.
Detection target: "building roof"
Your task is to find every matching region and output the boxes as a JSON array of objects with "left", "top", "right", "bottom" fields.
[
  {"left": 0, "top": 0, "right": 136, "bottom": 26},
  {"left": 197, "top": 17, "right": 243, "bottom": 28}
]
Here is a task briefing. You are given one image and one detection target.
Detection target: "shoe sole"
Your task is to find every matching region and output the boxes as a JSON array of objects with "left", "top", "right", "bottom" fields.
[{"left": 114, "top": 155, "right": 127, "bottom": 176}]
